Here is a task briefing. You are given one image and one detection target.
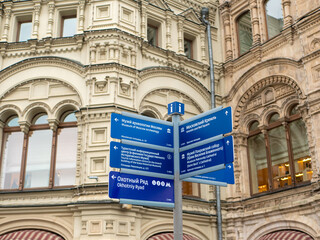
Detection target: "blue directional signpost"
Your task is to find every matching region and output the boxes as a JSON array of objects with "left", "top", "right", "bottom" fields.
[
  {"left": 185, "top": 163, "right": 235, "bottom": 187},
  {"left": 108, "top": 101, "right": 235, "bottom": 240},
  {"left": 110, "top": 141, "right": 173, "bottom": 179},
  {"left": 109, "top": 171, "right": 174, "bottom": 208},
  {"left": 179, "top": 135, "right": 234, "bottom": 179},
  {"left": 111, "top": 112, "right": 173, "bottom": 147},
  {"left": 179, "top": 106, "right": 232, "bottom": 147}
]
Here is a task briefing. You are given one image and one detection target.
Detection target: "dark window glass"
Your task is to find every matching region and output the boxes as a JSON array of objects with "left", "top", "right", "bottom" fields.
[
  {"left": 265, "top": 0, "right": 283, "bottom": 39},
  {"left": 238, "top": 11, "right": 253, "bottom": 55},
  {"left": 248, "top": 133, "right": 269, "bottom": 194},
  {"left": 147, "top": 25, "right": 158, "bottom": 46},
  {"left": 184, "top": 39, "right": 193, "bottom": 58}
]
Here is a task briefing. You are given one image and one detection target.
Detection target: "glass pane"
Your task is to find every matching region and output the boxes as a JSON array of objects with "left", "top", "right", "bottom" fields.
[
  {"left": 289, "top": 119, "right": 312, "bottom": 182},
  {"left": 269, "top": 113, "right": 279, "bottom": 124},
  {"left": 18, "top": 22, "right": 32, "bottom": 42},
  {"left": 7, "top": 117, "right": 19, "bottom": 127},
  {"left": 265, "top": 0, "right": 283, "bottom": 39},
  {"left": 34, "top": 115, "right": 48, "bottom": 125},
  {"left": 184, "top": 39, "right": 192, "bottom": 58},
  {"left": 268, "top": 126, "right": 292, "bottom": 190},
  {"left": 63, "top": 113, "right": 77, "bottom": 122},
  {"left": 249, "top": 121, "right": 259, "bottom": 132},
  {"left": 24, "top": 129, "right": 52, "bottom": 188},
  {"left": 289, "top": 105, "right": 298, "bottom": 116},
  {"left": 238, "top": 11, "right": 253, "bottom": 55},
  {"left": 55, "top": 127, "right": 77, "bottom": 186},
  {"left": 147, "top": 25, "right": 157, "bottom": 46},
  {"left": 0, "top": 132, "right": 24, "bottom": 189},
  {"left": 248, "top": 133, "right": 269, "bottom": 194},
  {"left": 62, "top": 17, "right": 77, "bottom": 37}
]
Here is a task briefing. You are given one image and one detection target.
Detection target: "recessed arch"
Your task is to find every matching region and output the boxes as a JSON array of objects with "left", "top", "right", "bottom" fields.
[{"left": 233, "top": 75, "right": 303, "bottom": 129}]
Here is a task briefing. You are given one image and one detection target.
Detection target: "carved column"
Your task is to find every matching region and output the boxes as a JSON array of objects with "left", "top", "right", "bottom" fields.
[
  {"left": 200, "top": 25, "right": 207, "bottom": 62},
  {"left": 220, "top": 2, "right": 233, "bottom": 61},
  {"left": 1, "top": 5, "right": 12, "bottom": 42},
  {"left": 165, "top": 11, "right": 173, "bottom": 50},
  {"left": 90, "top": 44, "right": 96, "bottom": 62},
  {"left": 177, "top": 16, "right": 184, "bottom": 54},
  {"left": 32, "top": 1, "right": 41, "bottom": 39},
  {"left": 78, "top": 0, "right": 85, "bottom": 33},
  {"left": 250, "top": 0, "right": 261, "bottom": 45},
  {"left": 282, "top": 0, "right": 292, "bottom": 27},
  {"left": 46, "top": 1, "right": 55, "bottom": 37},
  {"left": 140, "top": 1, "right": 147, "bottom": 39}
]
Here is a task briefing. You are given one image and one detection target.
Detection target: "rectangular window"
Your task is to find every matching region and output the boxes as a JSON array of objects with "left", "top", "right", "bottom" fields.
[
  {"left": 24, "top": 129, "right": 53, "bottom": 188},
  {"left": 61, "top": 15, "right": 77, "bottom": 37},
  {"left": 147, "top": 25, "right": 158, "bottom": 46},
  {"left": 268, "top": 126, "right": 292, "bottom": 190},
  {"left": 248, "top": 133, "right": 269, "bottom": 194},
  {"left": 184, "top": 38, "right": 193, "bottom": 58},
  {"left": 17, "top": 21, "right": 32, "bottom": 42},
  {"left": 55, "top": 127, "right": 77, "bottom": 186},
  {"left": 0, "top": 131, "right": 24, "bottom": 189}
]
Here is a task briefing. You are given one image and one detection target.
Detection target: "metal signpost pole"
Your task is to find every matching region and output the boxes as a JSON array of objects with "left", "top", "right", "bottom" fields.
[{"left": 173, "top": 113, "right": 183, "bottom": 240}]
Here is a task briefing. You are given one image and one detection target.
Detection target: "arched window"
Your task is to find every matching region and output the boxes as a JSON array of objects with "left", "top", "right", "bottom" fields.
[
  {"left": 0, "top": 112, "right": 77, "bottom": 190},
  {"left": 265, "top": 0, "right": 283, "bottom": 39},
  {"left": 237, "top": 11, "right": 253, "bottom": 55},
  {"left": 248, "top": 107, "right": 312, "bottom": 195}
]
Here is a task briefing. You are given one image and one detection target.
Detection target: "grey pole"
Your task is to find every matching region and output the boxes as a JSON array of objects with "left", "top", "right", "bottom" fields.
[
  {"left": 201, "top": 7, "right": 222, "bottom": 240},
  {"left": 173, "top": 114, "right": 183, "bottom": 240}
]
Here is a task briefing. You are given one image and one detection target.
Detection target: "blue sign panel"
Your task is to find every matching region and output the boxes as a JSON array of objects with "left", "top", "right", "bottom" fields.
[
  {"left": 179, "top": 136, "right": 233, "bottom": 179},
  {"left": 179, "top": 107, "right": 232, "bottom": 147},
  {"left": 110, "top": 141, "right": 173, "bottom": 176},
  {"left": 168, "top": 101, "right": 185, "bottom": 115},
  {"left": 188, "top": 163, "right": 235, "bottom": 185},
  {"left": 111, "top": 113, "right": 173, "bottom": 147},
  {"left": 108, "top": 171, "right": 174, "bottom": 204}
]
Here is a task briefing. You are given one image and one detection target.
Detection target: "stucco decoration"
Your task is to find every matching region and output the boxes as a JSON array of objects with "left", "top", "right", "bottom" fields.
[
  {"left": 0, "top": 217, "right": 73, "bottom": 240},
  {"left": 246, "top": 217, "right": 319, "bottom": 240},
  {"left": 141, "top": 220, "right": 209, "bottom": 240},
  {"left": 233, "top": 76, "right": 303, "bottom": 129}
]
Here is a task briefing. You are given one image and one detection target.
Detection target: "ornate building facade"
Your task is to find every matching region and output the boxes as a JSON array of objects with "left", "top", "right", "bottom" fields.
[
  {"left": 0, "top": 0, "right": 319, "bottom": 239},
  {"left": 0, "top": 0, "right": 223, "bottom": 240},
  {"left": 220, "top": 0, "right": 320, "bottom": 239}
]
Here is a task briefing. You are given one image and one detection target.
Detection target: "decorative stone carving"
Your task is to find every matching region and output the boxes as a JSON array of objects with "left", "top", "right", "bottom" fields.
[
  {"left": 94, "top": 76, "right": 108, "bottom": 93},
  {"left": 119, "top": 78, "right": 132, "bottom": 96}
]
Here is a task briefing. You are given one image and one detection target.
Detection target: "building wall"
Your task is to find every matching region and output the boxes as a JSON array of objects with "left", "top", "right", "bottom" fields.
[
  {"left": 220, "top": 0, "right": 320, "bottom": 239},
  {"left": 0, "top": 0, "right": 223, "bottom": 240}
]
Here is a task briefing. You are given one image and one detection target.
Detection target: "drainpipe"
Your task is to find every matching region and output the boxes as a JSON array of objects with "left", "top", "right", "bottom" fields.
[{"left": 201, "top": 7, "right": 222, "bottom": 240}]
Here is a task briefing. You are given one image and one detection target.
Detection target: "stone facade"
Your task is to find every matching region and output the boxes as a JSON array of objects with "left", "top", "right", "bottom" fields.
[
  {"left": 221, "top": 0, "right": 320, "bottom": 239},
  {"left": 0, "top": 0, "right": 222, "bottom": 240},
  {"left": 0, "top": 0, "right": 319, "bottom": 240}
]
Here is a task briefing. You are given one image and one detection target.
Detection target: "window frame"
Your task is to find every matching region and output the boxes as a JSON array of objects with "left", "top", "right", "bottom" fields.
[
  {"left": 263, "top": 0, "right": 284, "bottom": 40},
  {"left": 0, "top": 114, "right": 77, "bottom": 192},
  {"left": 60, "top": 14, "right": 77, "bottom": 38},
  {"left": 236, "top": 10, "right": 253, "bottom": 56},
  {"left": 16, "top": 20, "right": 32, "bottom": 42},
  {"left": 147, "top": 24, "right": 159, "bottom": 46},
  {"left": 247, "top": 110, "right": 311, "bottom": 196},
  {"left": 184, "top": 37, "right": 193, "bottom": 59}
]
